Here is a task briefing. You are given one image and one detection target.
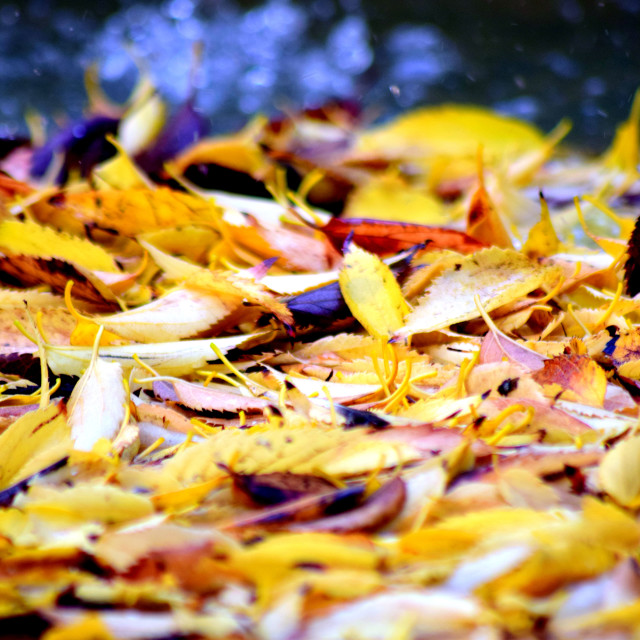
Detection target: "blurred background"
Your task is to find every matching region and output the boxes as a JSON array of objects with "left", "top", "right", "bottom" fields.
[{"left": 1, "top": 0, "right": 639, "bottom": 150}]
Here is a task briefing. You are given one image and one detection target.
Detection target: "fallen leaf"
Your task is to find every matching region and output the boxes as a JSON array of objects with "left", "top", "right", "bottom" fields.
[
  {"left": 396, "top": 247, "right": 560, "bottom": 338},
  {"left": 339, "top": 242, "right": 408, "bottom": 340},
  {"left": 289, "top": 477, "right": 406, "bottom": 533},
  {"left": 322, "top": 217, "right": 485, "bottom": 256},
  {"left": 532, "top": 354, "right": 608, "bottom": 406}
]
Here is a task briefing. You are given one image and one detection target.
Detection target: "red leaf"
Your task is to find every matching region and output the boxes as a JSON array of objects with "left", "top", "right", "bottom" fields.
[{"left": 321, "top": 217, "right": 486, "bottom": 256}]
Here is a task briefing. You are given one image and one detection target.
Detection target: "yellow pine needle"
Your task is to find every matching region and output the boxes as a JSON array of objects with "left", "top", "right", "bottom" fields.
[
  {"left": 210, "top": 342, "right": 266, "bottom": 395},
  {"left": 538, "top": 274, "right": 566, "bottom": 304},
  {"left": 278, "top": 380, "right": 287, "bottom": 412},
  {"left": 485, "top": 406, "right": 534, "bottom": 445},
  {"left": 46, "top": 378, "right": 61, "bottom": 398},
  {"left": 297, "top": 168, "right": 325, "bottom": 202},
  {"left": 381, "top": 339, "right": 391, "bottom": 378},
  {"left": 137, "top": 437, "right": 166, "bottom": 459},
  {"left": 13, "top": 319, "right": 37, "bottom": 344},
  {"left": 371, "top": 353, "right": 391, "bottom": 397},
  {"left": 583, "top": 195, "right": 633, "bottom": 232},
  {"left": 64, "top": 280, "right": 94, "bottom": 324},
  {"left": 380, "top": 357, "right": 413, "bottom": 412},
  {"left": 567, "top": 304, "right": 591, "bottom": 336},
  {"left": 132, "top": 353, "right": 162, "bottom": 379},
  {"left": 322, "top": 385, "right": 338, "bottom": 428},
  {"left": 24, "top": 307, "right": 52, "bottom": 409},
  {"left": 119, "top": 377, "right": 131, "bottom": 433},
  {"left": 34, "top": 310, "right": 49, "bottom": 343},
  {"left": 594, "top": 282, "right": 624, "bottom": 330},
  {"left": 455, "top": 351, "right": 479, "bottom": 399},
  {"left": 409, "top": 369, "right": 438, "bottom": 385},
  {"left": 204, "top": 372, "right": 245, "bottom": 390},
  {"left": 176, "top": 430, "right": 195, "bottom": 454}
]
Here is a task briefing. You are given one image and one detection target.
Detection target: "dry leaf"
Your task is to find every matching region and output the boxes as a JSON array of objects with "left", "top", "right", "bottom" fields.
[
  {"left": 339, "top": 242, "right": 408, "bottom": 340},
  {"left": 397, "top": 247, "right": 560, "bottom": 337}
]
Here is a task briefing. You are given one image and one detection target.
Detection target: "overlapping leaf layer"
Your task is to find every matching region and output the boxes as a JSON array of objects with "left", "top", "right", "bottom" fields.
[{"left": 1, "top": 85, "right": 640, "bottom": 639}]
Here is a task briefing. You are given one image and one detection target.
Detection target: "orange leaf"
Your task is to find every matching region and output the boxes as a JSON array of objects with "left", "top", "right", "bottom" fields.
[
  {"left": 532, "top": 354, "right": 608, "bottom": 406},
  {"left": 321, "top": 217, "right": 486, "bottom": 256}
]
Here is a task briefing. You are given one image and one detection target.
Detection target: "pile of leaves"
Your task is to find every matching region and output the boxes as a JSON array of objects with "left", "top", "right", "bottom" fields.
[{"left": 2, "top": 77, "right": 640, "bottom": 639}]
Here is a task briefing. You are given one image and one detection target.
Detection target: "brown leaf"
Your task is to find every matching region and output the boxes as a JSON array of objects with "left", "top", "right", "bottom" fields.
[
  {"left": 0, "top": 255, "right": 118, "bottom": 309},
  {"left": 228, "top": 469, "right": 338, "bottom": 506},
  {"left": 289, "top": 477, "right": 406, "bottom": 534},
  {"left": 220, "top": 484, "right": 368, "bottom": 530}
]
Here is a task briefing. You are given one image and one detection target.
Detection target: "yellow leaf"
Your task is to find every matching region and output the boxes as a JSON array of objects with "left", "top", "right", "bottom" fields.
[
  {"left": 185, "top": 269, "right": 293, "bottom": 328},
  {"left": 119, "top": 93, "right": 167, "bottom": 155},
  {"left": 20, "top": 483, "right": 154, "bottom": 525},
  {"left": 466, "top": 178, "right": 513, "bottom": 249},
  {"left": 339, "top": 242, "right": 409, "bottom": 340},
  {"left": 92, "top": 135, "right": 152, "bottom": 190},
  {"left": 599, "top": 435, "right": 640, "bottom": 506},
  {"left": 604, "top": 88, "right": 640, "bottom": 179},
  {"left": 31, "top": 187, "right": 223, "bottom": 238},
  {"left": 0, "top": 219, "right": 120, "bottom": 272},
  {"left": 356, "top": 104, "right": 545, "bottom": 160},
  {"left": 94, "top": 287, "right": 236, "bottom": 342},
  {"left": 396, "top": 247, "right": 561, "bottom": 338},
  {"left": 0, "top": 403, "right": 71, "bottom": 489},
  {"left": 522, "top": 195, "right": 560, "bottom": 258},
  {"left": 138, "top": 226, "right": 221, "bottom": 263},
  {"left": 343, "top": 172, "right": 448, "bottom": 225},
  {"left": 171, "top": 116, "right": 271, "bottom": 178},
  {"left": 70, "top": 318, "right": 125, "bottom": 347},
  {"left": 46, "top": 332, "right": 262, "bottom": 376},
  {"left": 42, "top": 614, "right": 115, "bottom": 640}
]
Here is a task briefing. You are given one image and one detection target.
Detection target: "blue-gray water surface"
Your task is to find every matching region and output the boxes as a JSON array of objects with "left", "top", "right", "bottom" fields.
[{"left": 1, "top": 0, "right": 639, "bottom": 151}]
